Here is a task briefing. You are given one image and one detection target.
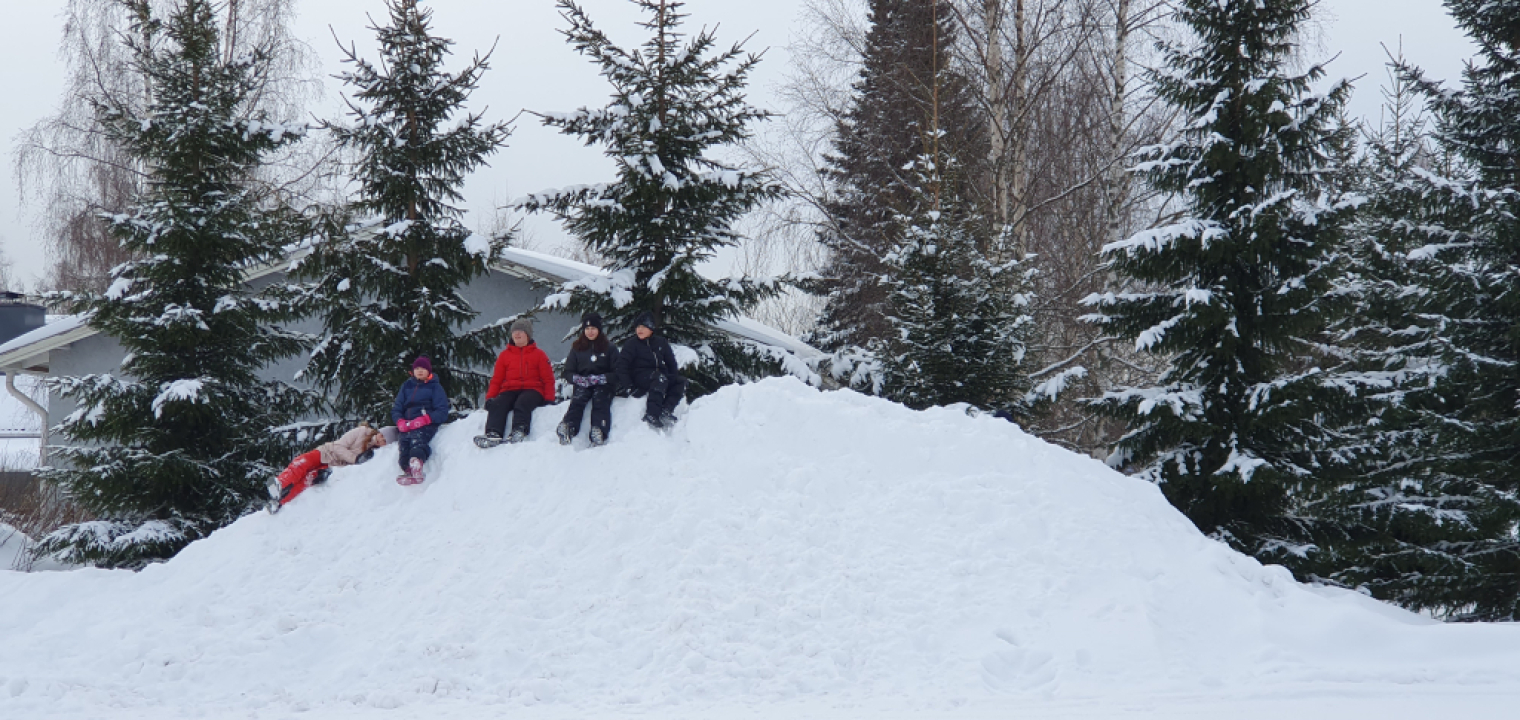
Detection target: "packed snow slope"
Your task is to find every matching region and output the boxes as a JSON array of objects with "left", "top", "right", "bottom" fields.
[{"left": 3, "top": 378, "right": 1520, "bottom": 720}]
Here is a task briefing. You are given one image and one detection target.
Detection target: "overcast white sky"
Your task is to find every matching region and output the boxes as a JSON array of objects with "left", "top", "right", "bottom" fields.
[{"left": 0, "top": 0, "right": 1478, "bottom": 288}]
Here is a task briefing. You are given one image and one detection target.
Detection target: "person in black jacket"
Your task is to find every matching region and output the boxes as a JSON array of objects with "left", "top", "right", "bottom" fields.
[
  {"left": 556, "top": 312, "right": 619, "bottom": 446},
  {"left": 615, "top": 311, "right": 689, "bottom": 429}
]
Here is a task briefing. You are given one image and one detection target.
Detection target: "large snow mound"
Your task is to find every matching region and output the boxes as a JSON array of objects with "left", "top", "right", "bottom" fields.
[{"left": 2, "top": 378, "right": 1519, "bottom": 719}]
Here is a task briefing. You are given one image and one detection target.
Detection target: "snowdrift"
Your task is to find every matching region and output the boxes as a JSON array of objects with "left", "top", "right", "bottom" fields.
[{"left": 2, "top": 378, "right": 1519, "bottom": 719}]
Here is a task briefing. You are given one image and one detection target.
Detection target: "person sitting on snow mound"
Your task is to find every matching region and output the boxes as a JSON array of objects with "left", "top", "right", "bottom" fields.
[
  {"left": 614, "top": 311, "right": 688, "bottom": 430},
  {"left": 268, "top": 422, "right": 394, "bottom": 513},
  {"left": 556, "top": 311, "right": 619, "bottom": 447},
  {"left": 475, "top": 318, "right": 556, "bottom": 448},
  {"left": 392, "top": 356, "right": 450, "bottom": 485}
]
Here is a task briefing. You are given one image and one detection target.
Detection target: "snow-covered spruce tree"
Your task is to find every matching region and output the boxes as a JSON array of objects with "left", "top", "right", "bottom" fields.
[
  {"left": 808, "top": 0, "right": 985, "bottom": 354},
  {"left": 516, "top": 0, "right": 785, "bottom": 395},
  {"left": 1083, "top": 0, "right": 1360, "bottom": 561},
  {"left": 877, "top": 157, "right": 1032, "bottom": 412},
  {"left": 1300, "top": 55, "right": 1520, "bottom": 618},
  {"left": 1341, "top": 0, "right": 1520, "bottom": 620},
  {"left": 35, "top": 0, "right": 312, "bottom": 568},
  {"left": 294, "top": 0, "right": 511, "bottom": 423}
]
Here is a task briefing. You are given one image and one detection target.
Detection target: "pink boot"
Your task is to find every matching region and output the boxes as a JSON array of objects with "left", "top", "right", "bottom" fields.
[{"left": 396, "top": 457, "right": 422, "bottom": 486}]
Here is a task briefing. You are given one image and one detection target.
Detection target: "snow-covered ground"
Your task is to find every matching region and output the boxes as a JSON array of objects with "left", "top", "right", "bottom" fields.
[
  {"left": 0, "top": 523, "right": 31, "bottom": 570},
  {"left": 1, "top": 378, "right": 1517, "bottom": 719}
]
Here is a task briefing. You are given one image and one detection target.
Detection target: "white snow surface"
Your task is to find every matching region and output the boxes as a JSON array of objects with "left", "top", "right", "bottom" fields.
[
  {"left": 0, "top": 523, "right": 30, "bottom": 570},
  {"left": 2, "top": 378, "right": 1519, "bottom": 719}
]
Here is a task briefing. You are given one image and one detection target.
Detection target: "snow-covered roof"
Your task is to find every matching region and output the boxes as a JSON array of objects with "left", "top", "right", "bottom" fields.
[
  {"left": 0, "top": 315, "right": 92, "bottom": 372},
  {"left": 491, "top": 247, "right": 821, "bottom": 358}
]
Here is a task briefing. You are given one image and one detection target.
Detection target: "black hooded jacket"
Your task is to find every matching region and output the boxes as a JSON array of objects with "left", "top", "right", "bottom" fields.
[
  {"left": 562, "top": 339, "right": 619, "bottom": 382},
  {"left": 615, "top": 333, "right": 681, "bottom": 390}
]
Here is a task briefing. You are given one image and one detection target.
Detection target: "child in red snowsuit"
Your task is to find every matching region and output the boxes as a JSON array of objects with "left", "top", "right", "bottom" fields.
[{"left": 269, "top": 423, "right": 391, "bottom": 511}]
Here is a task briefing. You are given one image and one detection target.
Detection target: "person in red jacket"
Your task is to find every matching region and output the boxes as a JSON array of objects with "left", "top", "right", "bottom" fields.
[
  {"left": 267, "top": 422, "right": 393, "bottom": 512},
  {"left": 476, "top": 318, "right": 556, "bottom": 447}
]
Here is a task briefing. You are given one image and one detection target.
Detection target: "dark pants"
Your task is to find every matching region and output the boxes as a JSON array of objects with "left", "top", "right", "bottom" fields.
[
  {"left": 641, "top": 372, "right": 688, "bottom": 417},
  {"left": 561, "top": 384, "right": 614, "bottom": 438},
  {"left": 485, "top": 390, "right": 544, "bottom": 436},
  {"left": 397, "top": 424, "right": 439, "bottom": 471}
]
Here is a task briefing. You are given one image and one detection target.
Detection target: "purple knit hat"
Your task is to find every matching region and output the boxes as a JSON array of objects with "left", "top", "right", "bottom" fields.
[{"left": 411, "top": 356, "right": 433, "bottom": 373}]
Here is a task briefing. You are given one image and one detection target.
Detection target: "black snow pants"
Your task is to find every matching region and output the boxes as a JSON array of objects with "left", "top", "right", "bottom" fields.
[
  {"left": 642, "top": 372, "right": 688, "bottom": 418},
  {"left": 484, "top": 389, "right": 544, "bottom": 436},
  {"left": 561, "top": 384, "right": 614, "bottom": 438}
]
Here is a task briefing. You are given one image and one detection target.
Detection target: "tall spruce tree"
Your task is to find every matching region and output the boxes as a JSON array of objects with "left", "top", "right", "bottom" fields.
[
  {"left": 516, "top": 0, "right": 786, "bottom": 395},
  {"left": 810, "top": 0, "right": 985, "bottom": 353},
  {"left": 1301, "top": 57, "right": 1520, "bottom": 618},
  {"left": 295, "top": 0, "right": 512, "bottom": 422},
  {"left": 873, "top": 1, "right": 1031, "bottom": 413},
  {"left": 1084, "top": 0, "right": 1359, "bottom": 559},
  {"left": 1353, "top": 0, "right": 1520, "bottom": 620},
  {"left": 36, "top": 0, "right": 311, "bottom": 568}
]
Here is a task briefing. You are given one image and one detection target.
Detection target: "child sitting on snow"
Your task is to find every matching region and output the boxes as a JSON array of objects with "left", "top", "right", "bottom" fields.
[
  {"left": 556, "top": 312, "right": 618, "bottom": 447},
  {"left": 615, "top": 312, "right": 688, "bottom": 430},
  {"left": 393, "top": 356, "right": 450, "bottom": 485},
  {"left": 268, "top": 422, "right": 394, "bottom": 512}
]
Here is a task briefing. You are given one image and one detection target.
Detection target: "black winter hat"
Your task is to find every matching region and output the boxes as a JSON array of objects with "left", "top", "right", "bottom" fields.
[
  {"left": 632, "top": 311, "right": 656, "bottom": 331},
  {"left": 580, "top": 312, "right": 604, "bottom": 332}
]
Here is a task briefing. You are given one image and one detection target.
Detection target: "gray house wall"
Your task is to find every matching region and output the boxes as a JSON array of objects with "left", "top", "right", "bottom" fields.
[
  {"left": 43, "top": 270, "right": 578, "bottom": 427},
  {"left": 459, "top": 271, "right": 579, "bottom": 365}
]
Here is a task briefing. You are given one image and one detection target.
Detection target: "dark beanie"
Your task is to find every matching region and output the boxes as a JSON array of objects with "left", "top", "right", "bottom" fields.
[
  {"left": 632, "top": 311, "right": 656, "bottom": 331},
  {"left": 411, "top": 356, "right": 433, "bottom": 373},
  {"left": 581, "top": 312, "right": 604, "bottom": 331}
]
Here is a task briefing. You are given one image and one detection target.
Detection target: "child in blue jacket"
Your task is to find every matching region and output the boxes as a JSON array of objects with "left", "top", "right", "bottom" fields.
[{"left": 391, "top": 356, "right": 450, "bottom": 484}]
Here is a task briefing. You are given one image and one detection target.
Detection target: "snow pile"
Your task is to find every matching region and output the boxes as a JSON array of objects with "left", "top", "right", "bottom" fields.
[
  {"left": 2, "top": 378, "right": 1519, "bottom": 719},
  {"left": 0, "top": 523, "right": 29, "bottom": 570}
]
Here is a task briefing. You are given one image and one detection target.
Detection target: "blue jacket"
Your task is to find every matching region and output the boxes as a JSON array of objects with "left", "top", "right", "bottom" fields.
[{"left": 392, "top": 374, "right": 450, "bottom": 425}]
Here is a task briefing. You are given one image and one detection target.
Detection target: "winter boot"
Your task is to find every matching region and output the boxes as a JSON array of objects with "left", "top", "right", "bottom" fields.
[
  {"left": 266, "top": 479, "right": 284, "bottom": 514},
  {"left": 473, "top": 430, "right": 503, "bottom": 449},
  {"left": 506, "top": 430, "right": 528, "bottom": 444},
  {"left": 643, "top": 413, "right": 663, "bottom": 430},
  {"left": 397, "top": 458, "right": 424, "bottom": 486},
  {"left": 589, "top": 426, "right": 607, "bottom": 447},
  {"left": 659, "top": 411, "right": 679, "bottom": 428},
  {"left": 556, "top": 422, "right": 574, "bottom": 445}
]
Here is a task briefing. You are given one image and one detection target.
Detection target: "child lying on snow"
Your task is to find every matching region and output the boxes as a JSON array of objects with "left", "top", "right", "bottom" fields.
[{"left": 268, "top": 423, "right": 397, "bottom": 512}]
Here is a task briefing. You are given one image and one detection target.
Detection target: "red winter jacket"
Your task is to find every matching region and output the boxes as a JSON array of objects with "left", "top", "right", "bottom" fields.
[{"left": 487, "top": 341, "right": 556, "bottom": 402}]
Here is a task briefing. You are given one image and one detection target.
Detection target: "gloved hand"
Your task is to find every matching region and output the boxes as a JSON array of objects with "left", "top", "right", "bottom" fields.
[{"left": 398, "top": 416, "right": 430, "bottom": 433}]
